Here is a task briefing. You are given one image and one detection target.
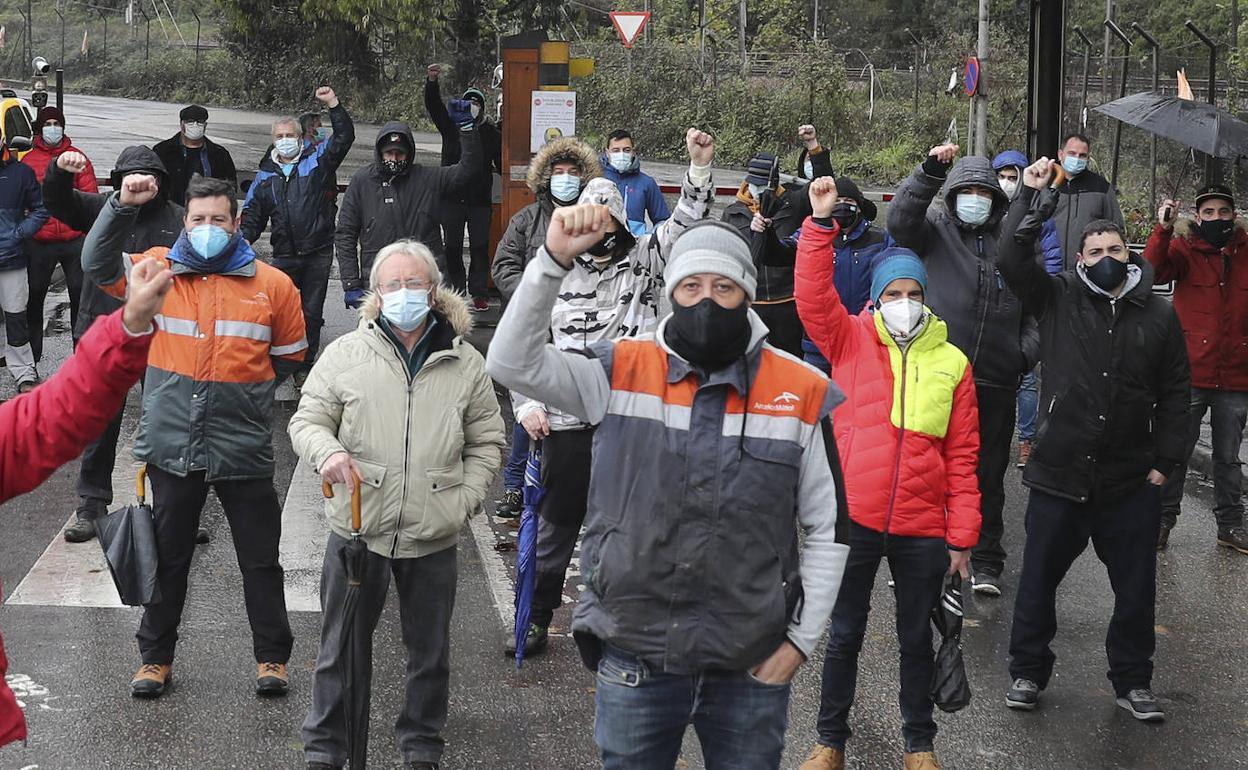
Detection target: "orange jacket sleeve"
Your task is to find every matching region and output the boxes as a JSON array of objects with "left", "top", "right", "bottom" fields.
[
  {"left": 795, "top": 217, "right": 860, "bottom": 365},
  {"left": 942, "top": 365, "right": 982, "bottom": 549}
]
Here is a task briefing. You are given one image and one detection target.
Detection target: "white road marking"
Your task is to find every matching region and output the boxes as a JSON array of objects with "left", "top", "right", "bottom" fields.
[
  {"left": 278, "top": 458, "right": 330, "bottom": 612},
  {"left": 5, "top": 425, "right": 144, "bottom": 608},
  {"left": 467, "top": 511, "right": 518, "bottom": 631}
]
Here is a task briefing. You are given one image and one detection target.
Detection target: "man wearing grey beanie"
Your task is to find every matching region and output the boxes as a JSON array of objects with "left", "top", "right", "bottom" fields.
[{"left": 487, "top": 196, "right": 851, "bottom": 770}]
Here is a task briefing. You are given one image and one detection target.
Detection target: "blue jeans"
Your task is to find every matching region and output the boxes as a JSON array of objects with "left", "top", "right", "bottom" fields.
[
  {"left": 816, "top": 521, "right": 948, "bottom": 753},
  {"left": 1016, "top": 368, "right": 1039, "bottom": 442},
  {"left": 593, "top": 645, "right": 790, "bottom": 770},
  {"left": 501, "top": 422, "right": 529, "bottom": 490},
  {"left": 1160, "top": 387, "right": 1248, "bottom": 532}
]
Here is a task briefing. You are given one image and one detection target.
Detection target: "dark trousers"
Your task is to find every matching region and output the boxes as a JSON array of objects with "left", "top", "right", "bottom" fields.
[
  {"left": 274, "top": 245, "right": 334, "bottom": 367},
  {"left": 441, "top": 202, "right": 491, "bottom": 298},
  {"left": 26, "top": 237, "right": 84, "bottom": 361},
  {"left": 753, "top": 300, "right": 804, "bottom": 358},
  {"left": 970, "top": 384, "right": 1017, "bottom": 577},
  {"left": 76, "top": 406, "right": 126, "bottom": 513},
  {"left": 531, "top": 427, "right": 594, "bottom": 629},
  {"left": 816, "top": 522, "right": 948, "bottom": 753},
  {"left": 136, "top": 467, "right": 293, "bottom": 665},
  {"left": 303, "top": 536, "right": 457, "bottom": 767},
  {"left": 1161, "top": 387, "right": 1248, "bottom": 532},
  {"left": 501, "top": 421, "right": 529, "bottom": 490},
  {"left": 1008, "top": 483, "right": 1161, "bottom": 697}
]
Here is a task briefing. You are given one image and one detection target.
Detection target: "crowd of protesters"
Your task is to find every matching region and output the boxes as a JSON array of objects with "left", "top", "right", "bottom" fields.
[{"left": 1, "top": 68, "right": 1246, "bottom": 770}]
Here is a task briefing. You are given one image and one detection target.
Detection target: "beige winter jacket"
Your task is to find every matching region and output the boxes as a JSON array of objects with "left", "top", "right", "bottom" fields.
[{"left": 290, "top": 292, "right": 506, "bottom": 559}]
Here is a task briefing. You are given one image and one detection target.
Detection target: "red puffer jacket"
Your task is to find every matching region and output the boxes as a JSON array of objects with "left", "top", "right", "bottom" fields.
[
  {"left": 795, "top": 218, "right": 982, "bottom": 548},
  {"left": 1144, "top": 219, "right": 1248, "bottom": 391},
  {"left": 20, "top": 135, "right": 98, "bottom": 243},
  {"left": 0, "top": 309, "right": 154, "bottom": 748}
]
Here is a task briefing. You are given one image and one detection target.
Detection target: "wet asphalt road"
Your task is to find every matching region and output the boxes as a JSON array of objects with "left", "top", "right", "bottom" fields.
[{"left": 0, "top": 93, "right": 1246, "bottom": 769}]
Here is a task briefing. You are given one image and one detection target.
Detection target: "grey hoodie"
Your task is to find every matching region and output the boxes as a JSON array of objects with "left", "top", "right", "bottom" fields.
[{"left": 887, "top": 156, "right": 1038, "bottom": 388}]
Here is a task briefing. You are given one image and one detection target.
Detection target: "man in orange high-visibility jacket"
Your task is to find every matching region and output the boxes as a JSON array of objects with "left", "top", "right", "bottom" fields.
[{"left": 82, "top": 174, "right": 307, "bottom": 700}]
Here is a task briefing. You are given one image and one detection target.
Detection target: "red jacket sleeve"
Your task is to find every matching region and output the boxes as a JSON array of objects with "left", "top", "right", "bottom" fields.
[
  {"left": 794, "top": 217, "right": 859, "bottom": 364},
  {"left": 1142, "top": 223, "right": 1185, "bottom": 284},
  {"left": 942, "top": 365, "right": 982, "bottom": 549},
  {"left": 0, "top": 310, "right": 152, "bottom": 503}
]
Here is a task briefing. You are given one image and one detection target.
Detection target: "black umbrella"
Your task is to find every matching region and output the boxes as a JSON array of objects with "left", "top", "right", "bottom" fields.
[
  {"left": 930, "top": 573, "right": 972, "bottom": 713},
  {"left": 1094, "top": 92, "right": 1248, "bottom": 159},
  {"left": 323, "top": 476, "right": 367, "bottom": 769},
  {"left": 93, "top": 466, "right": 161, "bottom": 606}
]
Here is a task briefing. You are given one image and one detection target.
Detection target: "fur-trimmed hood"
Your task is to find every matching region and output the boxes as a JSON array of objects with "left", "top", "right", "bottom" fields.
[
  {"left": 527, "top": 137, "right": 601, "bottom": 194},
  {"left": 360, "top": 286, "right": 474, "bottom": 337}
]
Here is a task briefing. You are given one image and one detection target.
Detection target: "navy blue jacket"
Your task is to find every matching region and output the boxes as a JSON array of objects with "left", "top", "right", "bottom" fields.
[
  {"left": 601, "top": 157, "right": 670, "bottom": 235},
  {"left": 0, "top": 156, "right": 48, "bottom": 270},
  {"left": 241, "top": 105, "right": 355, "bottom": 259}
]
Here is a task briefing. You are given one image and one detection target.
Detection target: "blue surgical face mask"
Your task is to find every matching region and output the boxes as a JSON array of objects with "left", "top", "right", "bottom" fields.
[
  {"left": 381, "top": 288, "right": 431, "bottom": 332},
  {"left": 274, "top": 136, "right": 301, "bottom": 159},
  {"left": 188, "top": 224, "right": 232, "bottom": 259},
  {"left": 803, "top": 160, "right": 814, "bottom": 179},
  {"left": 1062, "top": 155, "right": 1088, "bottom": 175},
  {"left": 550, "top": 173, "right": 581, "bottom": 203},
  {"left": 41, "top": 125, "right": 64, "bottom": 145},
  {"left": 609, "top": 151, "right": 634, "bottom": 173},
  {"left": 955, "top": 192, "right": 993, "bottom": 226},
  {"left": 314, "top": 127, "right": 330, "bottom": 143},
  {"left": 748, "top": 183, "right": 766, "bottom": 200}
]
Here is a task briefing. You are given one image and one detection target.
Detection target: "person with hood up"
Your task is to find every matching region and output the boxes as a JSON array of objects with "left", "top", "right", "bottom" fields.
[
  {"left": 887, "top": 143, "right": 1038, "bottom": 598},
  {"left": 0, "top": 135, "right": 48, "bottom": 394},
  {"left": 336, "top": 105, "right": 482, "bottom": 310},
  {"left": 489, "top": 137, "right": 601, "bottom": 520},
  {"left": 997, "top": 158, "right": 1189, "bottom": 723},
  {"left": 1052, "top": 133, "right": 1125, "bottom": 270},
  {"left": 292, "top": 239, "right": 505, "bottom": 770},
  {"left": 794, "top": 177, "right": 981, "bottom": 770},
  {"left": 426, "top": 64, "right": 503, "bottom": 311},
  {"left": 242, "top": 86, "right": 355, "bottom": 384},
  {"left": 601, "top": 129, "right": 670, "bottom": 236},
  {"left": 1145, "top": 185, "right": 1248, "bottom": 554},
  {"left": 993, "top": 149, "right": 1062, "bottom": 471},
  {"left": 486, "top": 209, "right": 849, "bottom": 770},
  {"left": 0, "top": 256, "right": 173, "bottom": 752},
  {"left": 505, "top": 128, "right": 718, "bottom": 659},
  {"left": 82, "top": 175, "right": 308, "bottom": 699},
  {"left": 492, "top": 136, "right": 602, "bottom": 301},
  {"left": 152, "top": 104, "right": 238, "bottom": 205},
  {"left": 794, "top": 176, "right": 892, "bottom": 374},
  {"left": 46, "top": 146, "right": 184, "bottom": 543},
  {"left": 722, "top": 148, "right": 814, "bottom": 357},
  {"left": 20, "top": 106, "right": 97, "bottom": 362}
]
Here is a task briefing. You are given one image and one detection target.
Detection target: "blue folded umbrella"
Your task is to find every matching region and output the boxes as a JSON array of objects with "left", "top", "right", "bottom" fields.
[{"left": 514, "top": 446, "right": 545, "bottom": 668}]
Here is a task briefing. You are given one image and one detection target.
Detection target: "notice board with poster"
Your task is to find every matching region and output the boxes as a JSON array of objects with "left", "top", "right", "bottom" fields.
[{"left": 530, "top": 91, "right": 577, "bottom": 152}]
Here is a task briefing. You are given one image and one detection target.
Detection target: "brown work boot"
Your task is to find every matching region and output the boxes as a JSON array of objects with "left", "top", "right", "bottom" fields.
[
  {"left": 1016, "top": 440, "right": 1032, "bottom": 469},
  {"left": 256, "top": 662, "right": 289, "bottom": 696},
  {"left": 903, "top": 751, "right": 943, "bottom": 770},
  {"left": 799, "top": 744, "right": 845, "bottom": 770},
  {"left": 130, "top": 663, "right": 172, "bottom": 698}
]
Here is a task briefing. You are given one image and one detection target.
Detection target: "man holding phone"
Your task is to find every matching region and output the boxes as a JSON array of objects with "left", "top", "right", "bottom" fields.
[{"left": 1144, "top": 186, "right": 1248, "bottom": 554}]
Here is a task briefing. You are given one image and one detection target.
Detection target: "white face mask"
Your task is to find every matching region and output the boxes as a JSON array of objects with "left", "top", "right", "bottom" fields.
[
  {"left": 183, "top": 122, "right": 206, "bottom": 141},
  {"left": 470, "top": 103, "right": 482, "bottom": 119},
  {"left": 41, "top": 125, "right": 64, "bottom": 145},
  {"left": 879, "top": 298, "right": 925, "bottom": 339},
  {"left": 748, "top": 183, "right": 766, "bottom": 200},
  {"left": 998, "top": 178, "right": 1019, "bottom": 198}
]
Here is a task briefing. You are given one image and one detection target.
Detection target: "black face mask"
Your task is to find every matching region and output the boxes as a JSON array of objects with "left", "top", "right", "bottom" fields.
[
  {"left": 1083, "top": 256, "right": 1129, "bottom": 292},
  {"left": 830, "top": 202, "right": 860, "bottom": 232},
  {"left": 586, "top": 229, "right": 634, "bottom": 259},
  {"left": 664, "top": 297, "right": 752, "bottom": 371},
  {"left": 1197, "top": 218, "right": 1235, "bottom": 249},
  {"left": 382, "top": 158, "right": 409, "bottom": 176}
]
